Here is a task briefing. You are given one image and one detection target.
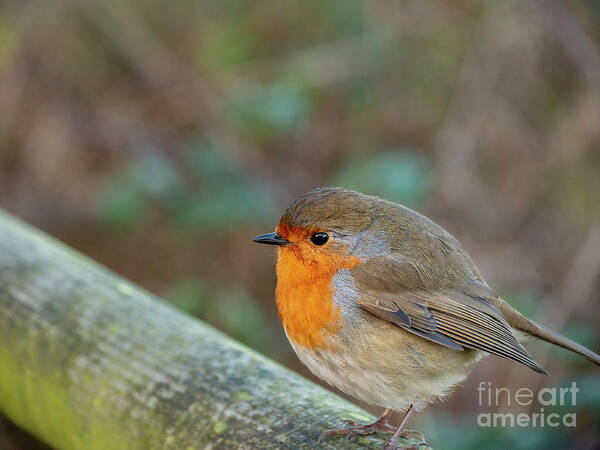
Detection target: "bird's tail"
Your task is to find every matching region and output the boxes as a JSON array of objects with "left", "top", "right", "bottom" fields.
[{"left": 495, "top": 297, "right": 600, "bottom": 366}]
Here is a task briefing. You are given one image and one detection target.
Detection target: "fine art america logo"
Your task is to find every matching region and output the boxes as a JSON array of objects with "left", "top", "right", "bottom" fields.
[{"left": 477, "top": 381, "right": 578, "bottom": 428}]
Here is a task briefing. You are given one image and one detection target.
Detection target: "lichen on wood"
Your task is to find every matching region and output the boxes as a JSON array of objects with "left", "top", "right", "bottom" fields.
[{"left": 0, "top": 210, "right": 425, "bottom": 449}]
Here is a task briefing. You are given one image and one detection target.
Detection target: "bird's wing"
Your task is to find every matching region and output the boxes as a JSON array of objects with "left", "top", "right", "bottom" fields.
[{"left": 351, "top": 259, "right": 547, "bottom": 374}]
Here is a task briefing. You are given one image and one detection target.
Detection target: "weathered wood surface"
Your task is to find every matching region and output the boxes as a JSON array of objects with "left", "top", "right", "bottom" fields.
[{"left": 0, "top": 210, "right": 423, "bottom": 449}]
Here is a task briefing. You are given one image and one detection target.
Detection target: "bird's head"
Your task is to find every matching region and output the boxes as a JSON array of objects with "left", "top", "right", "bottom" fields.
[{"left": 253, "top": 187, "right": 388, "bottom": 275}]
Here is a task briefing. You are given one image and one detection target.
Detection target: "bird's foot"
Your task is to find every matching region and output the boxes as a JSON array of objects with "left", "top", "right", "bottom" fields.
[
  {"left": 382, "top": 429, "right": 428, "bottom": 449},
  {"left": 382, "top": 405, "right": 428, "bottom": 450},
  {"left": 318, "top": 408, "right": 395, "bottom": 443},
  {"left": 397, "top": 429, "right": 426, "bottom": 442},
  {"left": 318, "top": 420, "right": 396, "bottom": 441}
]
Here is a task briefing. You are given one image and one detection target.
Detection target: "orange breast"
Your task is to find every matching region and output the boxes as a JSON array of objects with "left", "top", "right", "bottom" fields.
[{"left": 275, "top": 245, "right": 359, "bottom": 349}]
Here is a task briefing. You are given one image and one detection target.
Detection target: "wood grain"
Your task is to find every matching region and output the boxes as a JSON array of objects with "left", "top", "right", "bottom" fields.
[{"left": 0, "top": 210, "right": 425, "bottom": 449}]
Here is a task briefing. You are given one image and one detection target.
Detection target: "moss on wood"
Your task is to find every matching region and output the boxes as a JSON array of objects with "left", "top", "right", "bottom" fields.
[{"left": 0, "top": 210, "right": 425, "bottom": 449}]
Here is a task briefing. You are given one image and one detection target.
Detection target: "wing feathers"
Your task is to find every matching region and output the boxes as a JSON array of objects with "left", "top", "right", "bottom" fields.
[
  {"left": 434, "top": 314, "right": 547, "bottom": 373},
  {"left": 355, "top": 282, "right": 548, "bottom": 374},
  {"left": 360, "top": 302, "right": 464, "bottom": 350}
]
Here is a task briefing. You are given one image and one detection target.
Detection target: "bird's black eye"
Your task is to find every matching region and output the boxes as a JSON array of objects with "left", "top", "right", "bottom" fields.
[{"left": 310, "top": 232, "right": 329, "bottom": 246}]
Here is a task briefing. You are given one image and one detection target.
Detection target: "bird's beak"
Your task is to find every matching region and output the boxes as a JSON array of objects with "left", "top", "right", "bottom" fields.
[{"left": 252, "top": 232, "right": 290, "bottom": 246}]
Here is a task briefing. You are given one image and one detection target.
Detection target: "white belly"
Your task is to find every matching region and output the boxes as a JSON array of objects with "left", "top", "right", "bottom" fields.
[{"left": 288, "top": 322, "right": 484, "bottom": 412}]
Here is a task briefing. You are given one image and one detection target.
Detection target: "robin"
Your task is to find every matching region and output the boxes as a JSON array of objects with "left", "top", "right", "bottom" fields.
[{"left": 253, "top": 187, "right": 600, "bottom": 450}]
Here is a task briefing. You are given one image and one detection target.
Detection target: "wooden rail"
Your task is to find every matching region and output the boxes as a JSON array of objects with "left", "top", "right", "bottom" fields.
[{"left": 0, "top": 210, "right": 422, "bottom": 449}]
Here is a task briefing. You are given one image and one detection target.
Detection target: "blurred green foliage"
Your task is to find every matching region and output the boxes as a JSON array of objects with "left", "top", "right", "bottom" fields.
[
  {"left": 166, "top": 278, "right": 279, "bottom": 355},
  {"left": 203, "top": 19, "right": 259, "bottom": 68},
  {"left": 333, "top": 150, "right": 431, "bottom": 208},
  {"left": 97, "top": 143, "right": 274, "bottom": 232},
  {"left": 561, "top": 158, "right": 600, "bottom": 224},
  {"left": 232, "top": 81, "right": 311, "bottom": 141},
  {"left": 172, "top": 141, "right": 275, "bottom": 229},
  {"left": 424, "top": 375, "right": 600, "bottom": 450},
  {"left": 97, "top": 182, "right": 146, "bottom": 231},
  {"left": 498, "top": 288, "right": 542, "bottom": 320},
  {"left": 560, "top": 321, "right": 599, "bottom": 366},
  {"left": 97, "top": 151, "right": 182, "bottom": 230},
  {"left": 0, "top": 13, "right": 17, "bottom": 64},
  {"left": 426, "top": 418, "right": 571, "bottom": 450}
]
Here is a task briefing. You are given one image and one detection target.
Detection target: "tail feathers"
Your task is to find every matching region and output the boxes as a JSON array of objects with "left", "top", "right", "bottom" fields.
[
  {"left": 496, "top": 298, "right": 600, "bottom": 366},
  {"left": 528, "top": 320, "right": 600, "bottom": 365}
]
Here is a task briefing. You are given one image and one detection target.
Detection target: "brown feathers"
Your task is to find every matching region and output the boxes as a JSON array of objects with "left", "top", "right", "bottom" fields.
[
  {"left": 353, "top": 270, "right": 548, "bottom": 374},
  {"left": 270, "top": 187, "right": 599, "bottom": 377}
]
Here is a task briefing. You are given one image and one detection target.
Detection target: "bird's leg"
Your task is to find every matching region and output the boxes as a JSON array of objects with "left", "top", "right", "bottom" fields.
[
  {"left": 383, "top": 405, "right": 428, "bottom": 450},
  {"left": 342, "top": 407, "right": 395, "bottom": 429},
  {"left": 318, "top": 407, "right": 396, "bottom": 442}
]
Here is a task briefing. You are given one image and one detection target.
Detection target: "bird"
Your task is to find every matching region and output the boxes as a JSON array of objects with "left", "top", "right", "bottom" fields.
[{"left": 253, "top": 187, "right": 600, "bottom": 449}]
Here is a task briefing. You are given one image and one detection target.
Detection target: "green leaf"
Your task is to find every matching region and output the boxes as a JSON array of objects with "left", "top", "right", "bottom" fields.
[
  {"left": 165, "top": 280, "right": 209, "bottom": 317},
  {"left": 185, "top": 140, "right": 236, "bottom": 180},
  {"left": 0, "top": 13, "right": 18, "bottom": 64},
  {"left": 202, "top": 19, "right": 257, "bottom": 68},
  {"left": 126, "top": 152, "right": 184, "bottom": 200},
  {"left": 498, "top": 288, "right": 541, "bottom": 319},
  {"left": 213, "top": 289, "right": 271, "bottom": 352},
  {"left": 231, "top": 81, "right": 311, "bottom": 139},
  {"left": 332, "top": 150, "right": 431, "bottom": 207},
  {"left": 170, "top": 144, "right": 275, "bottom": 229},
  {"left": 96, "top": 182, "right": 145, "bottom": 231}
]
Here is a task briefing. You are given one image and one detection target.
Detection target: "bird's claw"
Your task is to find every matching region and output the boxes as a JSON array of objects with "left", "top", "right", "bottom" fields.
[
  {"left": 382, "top": 430, "right": 428, "bottom": 450},
  {"left": 400, "top": 429, "right": 427, "bottom": 442},
  {"left": 342, "top": 419, "right": 359, "bottom": 427},
  {"left": 318, "top": 419, "right": 396, "bottom": 443}
]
